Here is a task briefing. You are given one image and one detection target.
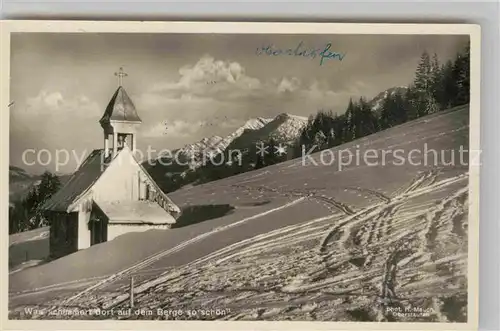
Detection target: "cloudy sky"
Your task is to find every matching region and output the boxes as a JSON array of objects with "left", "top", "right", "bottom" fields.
[{"left": 9, "top": 33, "right": 468, "bottom": 174}]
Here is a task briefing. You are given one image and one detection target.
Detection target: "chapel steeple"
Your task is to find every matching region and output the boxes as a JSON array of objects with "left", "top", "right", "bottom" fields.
[{"left": 100, "top": 67, "right": 142, "bottom": 158}]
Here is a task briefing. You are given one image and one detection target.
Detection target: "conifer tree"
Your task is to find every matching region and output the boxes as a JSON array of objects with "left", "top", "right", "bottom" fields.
[
  {"left": 414, "top": 51, "right": 432, "bottom": 93},
  {"left": 313, "top": 130, "right": 328, "bottom": 149},
  {"left": 404, "top": 86, "right": 419, "bottom": 121},
  {"left": 295, "top": 45, "right": 470, "bottom": 172},
  {"left": 439, "top": 60, "right": 457, "bottom": 109},
  {"left": 331, "top": 114, "right": 346, "bottom": 146},
  {"left": 265, "top": 138, "right": 284, "bottom": 166},
  {"left": 413, "top": 51, "right": 440, "bottom": 115},
  {"left": 345, "top": 101, "right": 354, "bottom": 139},
  {"left": 430, "top": 53, "right": 443, "bottom": 107},
  {"left": 453, "top": 43, "right": 470, "bottom": 106},
  {"left": 380, "top": 93, "right": 397, "bottom": 129},
  {"left": 10, "top": 171, "right": 61, "bottom": 232},
  {"left": 357, "top": 97, "right": 377, "bottom": 136},
  {"left": 255, "top": 152, "right": 265, "bottom": 169}
]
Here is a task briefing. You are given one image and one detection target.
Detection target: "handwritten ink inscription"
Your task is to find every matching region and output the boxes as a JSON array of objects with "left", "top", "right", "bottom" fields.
[{"left": 255, "top": 41, "right": 346, "bottom": 66}]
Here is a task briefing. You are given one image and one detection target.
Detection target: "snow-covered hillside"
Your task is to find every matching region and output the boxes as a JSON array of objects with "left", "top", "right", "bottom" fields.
[{"left": 10, "top": 105, "right": 472, "bottom": 323}]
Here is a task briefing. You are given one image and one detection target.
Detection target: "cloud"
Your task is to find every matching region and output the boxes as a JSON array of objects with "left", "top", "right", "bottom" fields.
[
  {"left": 10, "top": 90, "right": 103, "bottom": 169},
  {"left": 141, "top": 119, "right": 207, "bottom": 138},
  {"left": 142, "top": 55, "right": 345, "bottom": 106},
  {"left": 133, "top": 55, "right": 372, "bottom": 144},
  {"left": 19, "top": 90, "right": 101, "bottom": 120},
  {"left": 150, "top": 55, "right": 261, "bottom": 101},
  {"left": 31, "top": 91, "right": 64, "bottom": 108},
  {"left": 177, "top": 55, "right": 253, "bottom": 87},
  {"left": 277, "top": 77, "right": 302, "bottom": 93}
]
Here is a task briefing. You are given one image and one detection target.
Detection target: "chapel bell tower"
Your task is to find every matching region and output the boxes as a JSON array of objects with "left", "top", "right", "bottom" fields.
[{"left": 100, "top": 67, "right": 142, "bottom": 158}]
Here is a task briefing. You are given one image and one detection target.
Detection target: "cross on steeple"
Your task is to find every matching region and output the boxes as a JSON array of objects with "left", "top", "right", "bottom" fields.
[{"left": 114, "top": 67, "right": 128, "bottom": 87}]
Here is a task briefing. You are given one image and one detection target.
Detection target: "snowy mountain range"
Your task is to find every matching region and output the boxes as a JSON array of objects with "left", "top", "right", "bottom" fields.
[
  {"left": 171, "top": 117, "right": 274, "bottom": 166},
  {"left": 145, "top": 113, "right": 308, "bottom": 190},
  {"left": 170, "top": 84, "right": 404, "bottom": 165},
  {"left": 145, "top": 86, "right": 410, "bottom": 192},
  {"left": 227, "top": 113, "right": 308, "bottom": 150},
  {"left": 155, "top": 113, "right": 307, "bottom": 169}
]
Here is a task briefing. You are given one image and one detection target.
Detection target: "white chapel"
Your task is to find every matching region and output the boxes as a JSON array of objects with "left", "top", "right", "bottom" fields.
[{"left": 41, "top": 68, "right": 181, "bottom": 258}]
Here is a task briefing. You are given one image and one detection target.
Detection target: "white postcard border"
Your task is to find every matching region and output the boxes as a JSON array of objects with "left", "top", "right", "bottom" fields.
[{"left": 0, "top": 20, "right": 481, "bottom": 331}]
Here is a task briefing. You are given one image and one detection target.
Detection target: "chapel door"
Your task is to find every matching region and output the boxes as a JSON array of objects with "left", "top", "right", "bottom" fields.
[{"left": 90, "top": 212, "right": 108, "bottom": 246}]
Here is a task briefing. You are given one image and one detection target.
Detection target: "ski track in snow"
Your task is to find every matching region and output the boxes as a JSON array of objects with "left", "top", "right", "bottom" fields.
[
  {"left": 37, "top": 170, "right": 469, "bottom": 323},
  {"left": 58, "top": 197, "right": 306, "bottom": 306},
  {"left": 14, "top": 108, "right": 471, "bottom": 322}
]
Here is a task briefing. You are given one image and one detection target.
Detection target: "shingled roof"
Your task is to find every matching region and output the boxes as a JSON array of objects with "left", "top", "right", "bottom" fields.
[
  {"left": 40, "top": 149, "right": 106, "bottom": 212},
  {"left": 40, "top": 146, "right": 180, "bottom": 217},
  {"left": 100, "top": 86, "right": 142, "bottom": 123}
]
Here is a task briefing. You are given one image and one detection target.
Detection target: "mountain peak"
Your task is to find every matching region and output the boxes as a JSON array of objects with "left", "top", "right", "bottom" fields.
[
  {"left": 241, "top": 117, "right": 273, "bottom": 131},
  {"left": 153, "top": 113, "right": 308, "bottom": 173},
  {"left": 227, "top": 112, "right": 308, "bottom": 149},
  {"left": 275, "top": 112, "right": 308, "bottom": 122},
  {"left": 369, "top": 86, "right": 409, "bottom": 113}
]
